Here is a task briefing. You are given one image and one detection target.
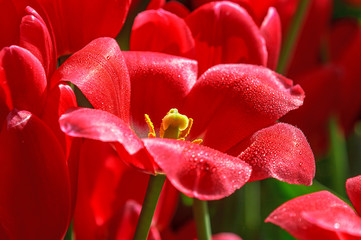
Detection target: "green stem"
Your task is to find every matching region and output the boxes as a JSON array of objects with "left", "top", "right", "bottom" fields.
[
  {"left": 64, "top": 221, "right": 74, "bottom": 240},
  {"left": 243, "top": 181, "right": 261, "bottom": 239},
  {"left": 133, "top": 174, "right": 166, "bottom": 240},
  {"left": 193, "top": 198, "right": 212, "bottom": 240},
  {"left": 329, "top": 117, "right": 349, "bottom": 197},
  {"left": 276, "top": 0, "right": 311, "bottom": 74}
]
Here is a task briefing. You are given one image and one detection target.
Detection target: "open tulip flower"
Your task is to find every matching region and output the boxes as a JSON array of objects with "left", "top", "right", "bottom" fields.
[
  {"left": 58, "top": 37, "right": 315, "bottom": 201},
  {"left": 266, "top": 175, "right": 361, "bottom": 239}
]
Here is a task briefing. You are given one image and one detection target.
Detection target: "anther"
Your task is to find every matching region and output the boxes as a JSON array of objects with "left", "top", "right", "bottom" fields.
[{"left": 145, "top": 114, "right": 156, "bottom": 138}]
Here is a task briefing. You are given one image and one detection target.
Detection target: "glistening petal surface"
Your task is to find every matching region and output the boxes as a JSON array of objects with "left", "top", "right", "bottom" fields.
[
  {"left": 266, "top": 191, "right": 355, "bottom": 240},
  {"left": 183, "top": 64, "right": 304, "bottom": 152},
  {"left": 59, "top": 108, "right": 155, "bottom": 173},
  {"left": 302, "top": 208, "right": 361, "bottom": 238},
  {"left": 52, "top": 37, "right": 130, "bottom": 123},
  {"left": 238, "top": 123, "right": 315, "bottom": 185},
  {"left": 142, "top": 138, "right": 252, "bottom": 200}
]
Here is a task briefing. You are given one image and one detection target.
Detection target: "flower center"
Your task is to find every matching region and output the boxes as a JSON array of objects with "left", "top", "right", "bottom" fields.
[{"left": 145, "top": 108, "right": 202, "bottom": 143}]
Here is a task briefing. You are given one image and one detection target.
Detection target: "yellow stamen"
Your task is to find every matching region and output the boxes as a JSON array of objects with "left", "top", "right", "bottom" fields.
[
  {"left": 162, "top": 109, "right": 189, "bottom": 131},
  {"left": 192, "top": 139, "right": 203, "bottom": 144},
  {"left": 145, "top": 114, "right": 156, "bottom": 138},
  {"left": 160, "top": 108, "right": 189, "bottom": 139},
  {"left": 179, "top": 118, "right": 193, "bottom": 139},
  {"left": 145, "top": 109, "right": 203, "bottom": 144}
]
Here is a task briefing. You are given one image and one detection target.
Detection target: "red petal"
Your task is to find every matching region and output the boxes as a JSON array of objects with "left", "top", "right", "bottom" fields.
[
  {"left": 38, "top": 0, "right": 131, "bottom": 56},
  {"left": 72, "top": 139, "right": 176, "bottom": 239},
  {"left": 123, "top": 51, "right": 197, "bottom": 136},
  {"left": 213, "top": 233, "right": 243, "bottom": 240},
  {"left": 0, "top": 71, "right": 10, "bottom": 126},
  {"left": 130, "top": 9, "right": 195, "bottom": 59},
  {"left": 0, "top": 45, "right": 47, "bottom": 116},
  {"left": 73, "top": 139, "right": 129, "bottom": 240},
  {"left": 346, "top": 175, "right": 361, "bottom": 216},
  {"left": 41, "top": 83, "right": 77, "bottom": 155},
  {"left": 0, "top": 109, "right": 70, "bottom": 239},
  {"left": 153, "top": 179, "right": 179, "bottom": 231},
  {"left": 237, "top": 123, "right": 315, "bottom": 185},
  {"left": 183, "top": 64, "right": 304, "bottom": 152},
  {"left": 163, "top": 1, "right": 191, "bottom": 18},
  {"left": 142, "top": 138, "right": 252, "bottom": 200},
  {"left": 52, "top": 37, "right": 130, "bottom": 122},
  {"left": 266, "top": 191, "right": 354, "bottom": 240},
  {"left": 59, "top": 108, "right": 156, "bottom": 173},
  {"left": 0, "top": 0, "right": 19, "bottom": 49},
  {"left": 185, "top": 1, "right": 267, "bottom": 75},
  {"left": 19, "top": 7, "right": 56, "bottom": 78},
  {"left": 260, "top": 7, "right": 281, "bottom": 70},
  {"left": 302, "top": 209, "right": 361, "bottom": 238},
  {"left": 114, "top": 200, "right": 161, "bottom": 240}
]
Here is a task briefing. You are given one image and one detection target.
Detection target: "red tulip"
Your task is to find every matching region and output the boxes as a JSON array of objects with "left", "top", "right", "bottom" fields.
[
  {"left": 130, "top": 1, "right": 281, "bottom": 74},
  {"left": 57, "top": 38, "right": 315, "bottom": 201},
  {"left": 0, "top": 7, "right": 77, "bottom": 153},
  {"left": 266, "top": 175, "right": 361, "bottom": 239},
  {"left": 0, "top": 0, "right": 131, "bottom": 56},
  {"left": 0, "top": 8, "right": 80, "bottom": 239}
]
